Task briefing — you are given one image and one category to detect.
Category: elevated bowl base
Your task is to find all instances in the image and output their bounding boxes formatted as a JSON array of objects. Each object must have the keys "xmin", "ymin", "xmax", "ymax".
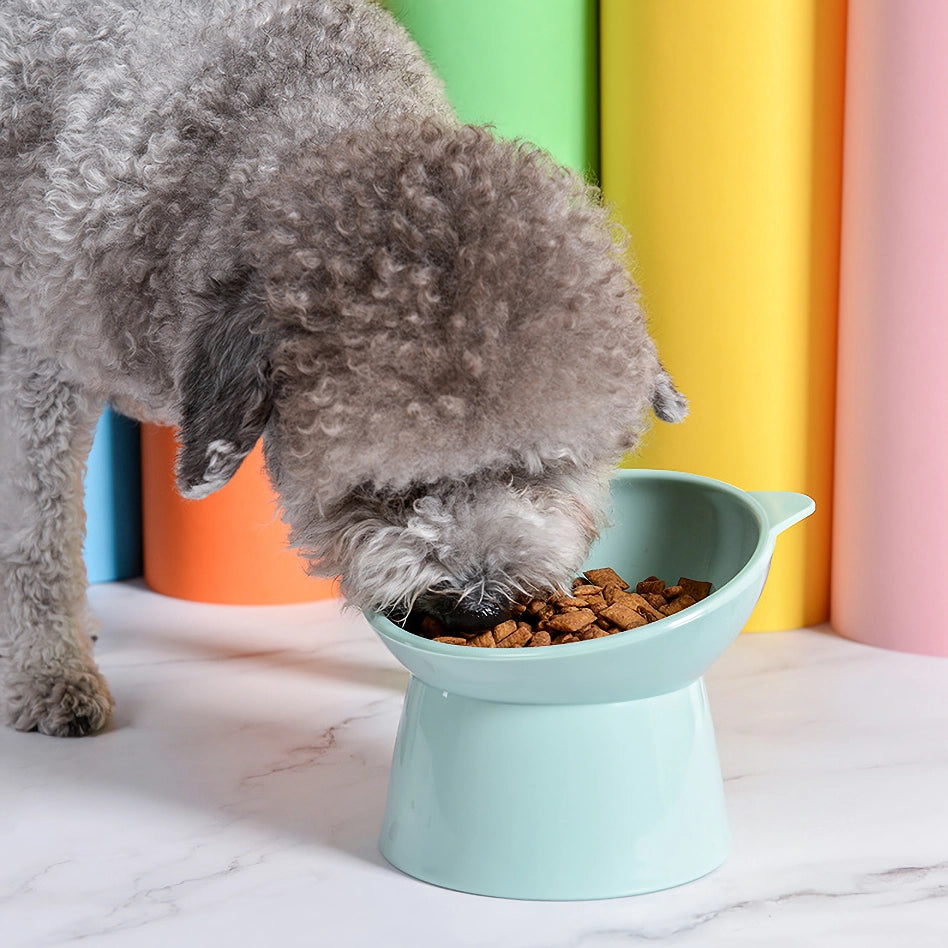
[{"xmin": 380, "ymin": 676, "xmax": 729, "ymax": 901}]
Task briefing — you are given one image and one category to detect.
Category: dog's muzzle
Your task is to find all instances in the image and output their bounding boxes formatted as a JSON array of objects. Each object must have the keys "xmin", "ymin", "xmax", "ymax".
[{"xmin": 418, "ymin": 589, "xmax": 511, "ymax": 634}]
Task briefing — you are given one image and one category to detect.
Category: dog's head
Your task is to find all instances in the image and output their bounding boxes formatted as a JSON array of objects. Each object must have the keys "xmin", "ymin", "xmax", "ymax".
[{"xmin": 174, "ymin": 118, "xmax": 686, "ymax": 627}]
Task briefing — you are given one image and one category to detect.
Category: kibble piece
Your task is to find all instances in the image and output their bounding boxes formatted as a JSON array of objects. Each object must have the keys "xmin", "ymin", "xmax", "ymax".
[
  {"xmin": 580, "ymin": 593, "xmax": 607, "ymax": 613},
  {"xmin": 643, "ymin": 592, "xmax": 668, "ymax": 611},
  {"xmin": 469, "ymin": 630, "xmax": 496, "ymax": 648},
  {"xmin": 584, "ymin": 567, "xmax": 629, "ymax": 590},
  {"xmin": 525, "ymin": 598, "xmax": 556, "ymax": 621},
  {"xmin": 599, "ymin": 602, "xmax": 649, "ymax": 630},
  {"xmin": 491, "ymin": 620, "xmax": 519, "ymax": 644},
  {"xmin": 571, "ymin": 584, "xmax": 603, "ymax": 597},
  {"xmin": 660, "ymin": 593, "xmax": 698, "ymax": 617},
  {"xmin": 433, "ymin": 636, "xmax": 468, "ymax": 646},
  {"xmin": 637, "ymin": 602, "xmax": 665, "ymax": 622},
  {"xmin": 604, "ymin": 589, "xmax": 641, "ymax": 608},
  {"xmin": 497, "ymin": 624, "xmax": 533, "ymax": 648},
  {"xmin": 679, "ymin": 577, "xmax": 713, "ymax": 601},
  {"xmin": 636, "ymin": 576, "xmax": 666, "ymax": 596},
  {"xmin": 529, "ymin": 629, "xmax": 552, "ymax": 647},
  {"xmin": 662, "ymin": 585, "xmax": 683, "ymax": 600},
  {"xmin": 602, "ymin": 584, "xmax": 628, "ymax": 605},
  {"xmin": 576, "ymin": 624, "xmax": 599, "ymax": 640},
  {"xmin": 546, "ymin": 608, "xmax": 597, "ymax": 633},
  {"xmin": 621, "ymin": 592, "xmax": 663, "ymax": 622},
  {"xmin": 554, "ymin": 595, "xmax": 588, "ymax": 609},
  {"xmin": 579, "ymin": 624, "xmax": 613, "ymax": 641},
  {"xmin": 551, "ymin": 633, "xmax": 578, "ymax": 645}
]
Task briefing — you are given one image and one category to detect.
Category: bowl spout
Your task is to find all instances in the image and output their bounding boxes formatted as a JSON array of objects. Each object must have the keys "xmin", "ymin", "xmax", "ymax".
[{"xmin": 748, "ymin": 491, "xmax": 815, "ymax": 538}]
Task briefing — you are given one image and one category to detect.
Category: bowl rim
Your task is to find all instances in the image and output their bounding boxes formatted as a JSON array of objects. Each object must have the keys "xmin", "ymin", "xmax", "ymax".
[{"xmin": 363, "ymin": 468, "xmax": 773, "ymax": 661}]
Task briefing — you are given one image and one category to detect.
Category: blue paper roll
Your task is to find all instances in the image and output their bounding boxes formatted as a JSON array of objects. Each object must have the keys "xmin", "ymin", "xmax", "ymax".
[{"xmin": 83, "ymin": 407, "xmax": 143, "ymax": 583}]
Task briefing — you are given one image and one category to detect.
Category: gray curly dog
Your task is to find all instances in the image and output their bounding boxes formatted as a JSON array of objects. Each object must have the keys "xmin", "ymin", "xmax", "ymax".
[{"xmin": 0, "ymin": 0, "xmax": 685, "ymax": 736}]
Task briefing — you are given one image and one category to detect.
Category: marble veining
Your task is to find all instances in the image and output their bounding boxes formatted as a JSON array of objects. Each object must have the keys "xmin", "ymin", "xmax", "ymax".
[{"xmin": 2, "ymin": 580, "xmax": 947, "ymax": 947}]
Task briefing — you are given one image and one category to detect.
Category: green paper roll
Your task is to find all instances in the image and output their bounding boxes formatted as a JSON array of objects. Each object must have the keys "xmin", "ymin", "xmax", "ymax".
[{"xmin": 383, "ymin": 0, "xmax": 599, "ymax": 177}]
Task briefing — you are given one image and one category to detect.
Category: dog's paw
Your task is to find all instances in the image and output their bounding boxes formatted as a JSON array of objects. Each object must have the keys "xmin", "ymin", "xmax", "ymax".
[{"xmin": 5, "ymin": 665, "xmax": 115, "ymax": 737}]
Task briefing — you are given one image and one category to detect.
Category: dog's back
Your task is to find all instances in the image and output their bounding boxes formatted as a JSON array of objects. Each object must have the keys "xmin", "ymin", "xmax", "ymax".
[
  {"xmin": 1, "ymin": 0, "xmax": 448, "ymax": 170},
  {"xmin": 2, "ymin": 1, "xmax": 285, "ymax": 190},
  {"xmin": 0, "ymin": 0, "xmax": 448, "ymax": 414}
]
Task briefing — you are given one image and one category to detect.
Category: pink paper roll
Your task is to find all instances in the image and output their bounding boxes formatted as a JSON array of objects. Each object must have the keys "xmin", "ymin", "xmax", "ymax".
[{"xmin": 832, "ymin": 0, "xmax": 948, "ymax": 655}]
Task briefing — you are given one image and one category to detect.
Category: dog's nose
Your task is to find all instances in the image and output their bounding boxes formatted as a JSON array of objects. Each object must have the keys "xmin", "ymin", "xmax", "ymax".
[{"xmin": 427, "ymin": 594, "xmax": 511, "ymax": 634}]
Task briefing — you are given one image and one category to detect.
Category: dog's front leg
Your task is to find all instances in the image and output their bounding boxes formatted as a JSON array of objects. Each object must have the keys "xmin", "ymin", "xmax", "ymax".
[{"xmin": 0, "ymin": 338, "xmax": 114, "ymax": 736}]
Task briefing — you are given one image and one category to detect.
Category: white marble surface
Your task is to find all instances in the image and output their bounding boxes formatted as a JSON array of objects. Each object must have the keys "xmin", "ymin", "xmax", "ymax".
[{"xmin": 2, "ymin": 581, "xmax": 947, "ymax": 947}]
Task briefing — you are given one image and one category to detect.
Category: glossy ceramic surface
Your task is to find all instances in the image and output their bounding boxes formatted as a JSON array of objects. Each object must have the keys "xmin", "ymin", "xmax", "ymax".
[
  {"xmin": 366, "ymin": 470, "xmax": 814, "ymax": 899},
  {"xmin": 367, "ymin": 471, "xmax": 815, "ymax": 705}
]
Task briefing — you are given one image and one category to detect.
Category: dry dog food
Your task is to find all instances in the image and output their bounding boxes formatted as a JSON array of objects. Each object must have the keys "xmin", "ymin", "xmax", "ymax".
[{"xmin": 414, "ymin": 568, "xmax": 712, "ymax": 647}]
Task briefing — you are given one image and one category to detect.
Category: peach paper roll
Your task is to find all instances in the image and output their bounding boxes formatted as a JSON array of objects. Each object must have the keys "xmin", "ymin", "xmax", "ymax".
[
  {"xmin": 384, "ymin": 0, "xmax": 599, "ymax": 176},
  {"xmin": 832, "ymin": 1, "xmax": 948, "ymax": 656},
  {"xmin": 141, "ymin": 424, "xmax": 336, "ymax": 605},
  {"xmin": 601, "ymin": 0, "xmax": 846, "ymax": 631}
]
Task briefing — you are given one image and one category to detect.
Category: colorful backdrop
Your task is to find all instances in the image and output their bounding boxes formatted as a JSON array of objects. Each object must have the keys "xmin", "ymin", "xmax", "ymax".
[{"xmin": 82, "ymin": 1, "xmax": 948, "ymax": 655}]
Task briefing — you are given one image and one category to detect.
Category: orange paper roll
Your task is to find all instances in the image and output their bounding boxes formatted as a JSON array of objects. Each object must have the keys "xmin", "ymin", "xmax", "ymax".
[
  {"xmin": 600, "ymin": 0, "xmax": 846, "ymax": 630},
  {"xmin": 141, "ymin": 424, "xmax": 336, "ymax": 605}
]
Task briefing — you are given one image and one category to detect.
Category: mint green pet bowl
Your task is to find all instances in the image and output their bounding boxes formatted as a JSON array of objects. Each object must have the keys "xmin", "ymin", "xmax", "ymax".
[{"xmin": 365, "ymin": 470, "xmax": 814, "ymax": 900}]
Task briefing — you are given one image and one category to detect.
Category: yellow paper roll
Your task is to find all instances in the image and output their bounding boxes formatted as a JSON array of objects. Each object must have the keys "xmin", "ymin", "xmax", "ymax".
[{"xmin": 601, "ymin": 1, "xmax": 845, "ymax": 630}]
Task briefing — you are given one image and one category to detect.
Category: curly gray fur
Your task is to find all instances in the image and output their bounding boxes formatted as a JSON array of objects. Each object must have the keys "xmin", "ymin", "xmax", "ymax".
[{"xmin": 0, "ymin": 0, "xmax": 685, "ymax": 735}]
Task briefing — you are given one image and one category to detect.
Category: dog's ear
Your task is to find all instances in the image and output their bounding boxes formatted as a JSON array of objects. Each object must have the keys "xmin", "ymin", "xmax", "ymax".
[
  {"xmin": 652, "ymin": 365, "xmax": 688, "ymax": 423},
  {"xmin": 175, "ymin": 272, "xmax": 275, "ymax": 499}
]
